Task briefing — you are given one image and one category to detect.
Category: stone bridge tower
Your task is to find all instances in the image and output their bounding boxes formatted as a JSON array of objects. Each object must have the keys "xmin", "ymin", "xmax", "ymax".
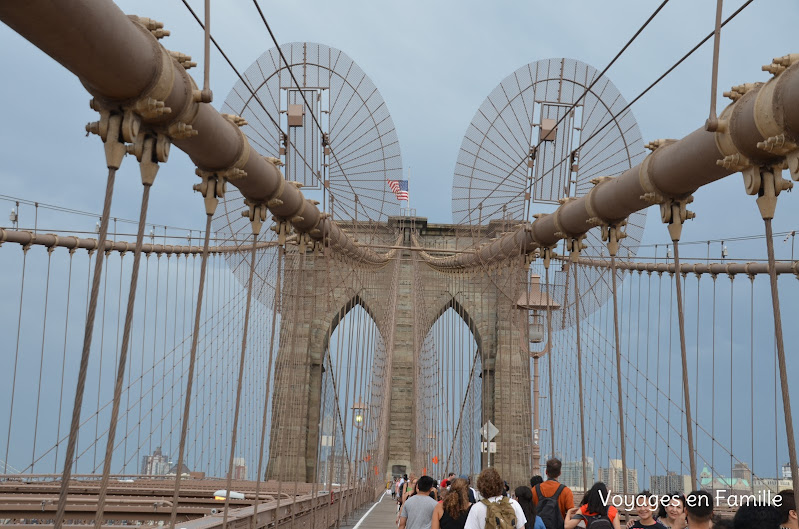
[{"xmin": 266, "ymin": 217, "xmax": 533, "ymax": 487}]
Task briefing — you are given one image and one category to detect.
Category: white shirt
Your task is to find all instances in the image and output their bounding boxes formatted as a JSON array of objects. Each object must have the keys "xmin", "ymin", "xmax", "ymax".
[{"xmin": 464, "ymin": 495, "xmax": 527, "ymax": 529}]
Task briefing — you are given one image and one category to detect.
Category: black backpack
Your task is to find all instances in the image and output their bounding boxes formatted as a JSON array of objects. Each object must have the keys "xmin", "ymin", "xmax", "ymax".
[
  {"xmin": 579, "ymin": 513, "xmax": 613, "ymax": 529},
  {"xmin": 535, "ymin": 483, "xmax": 565, "ymax": 529}
]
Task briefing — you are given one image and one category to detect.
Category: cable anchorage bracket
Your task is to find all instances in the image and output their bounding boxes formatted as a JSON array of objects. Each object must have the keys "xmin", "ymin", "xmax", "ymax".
[
  {"xmin": 660, "ymin": 195, "xmax": 695, "ymax": 242},
  {"xmin": 193, "ymin": 169, "xmax": 227, "ymax": 215}
]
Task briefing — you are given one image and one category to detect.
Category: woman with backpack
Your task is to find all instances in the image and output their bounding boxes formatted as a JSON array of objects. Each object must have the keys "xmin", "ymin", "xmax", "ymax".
[
  {"xmin": 564, "ymin": 482, "xmax": 621, "ymax": 529},
  {"xmin": 433, "ymin": 478, "xmax": 472, "ymax": 529},
  {"xmin": 464, "ymin": 467, "xmax": 527, "ymax": 529},
  {"xmin": 514, "ymin": 486, "xmax": 545, "ymax": 529}
]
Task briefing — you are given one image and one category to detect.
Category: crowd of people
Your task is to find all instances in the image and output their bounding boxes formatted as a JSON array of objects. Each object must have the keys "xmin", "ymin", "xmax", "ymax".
[{"xmin": 388, "ymin": 458, "xmax": 797, "ymax": 529}]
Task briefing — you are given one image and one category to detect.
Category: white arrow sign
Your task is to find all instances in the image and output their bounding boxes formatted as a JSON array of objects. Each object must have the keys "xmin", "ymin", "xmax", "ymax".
[{"xmin": 480, "ymin": 421, "xmax": 499, "ymax": 441}]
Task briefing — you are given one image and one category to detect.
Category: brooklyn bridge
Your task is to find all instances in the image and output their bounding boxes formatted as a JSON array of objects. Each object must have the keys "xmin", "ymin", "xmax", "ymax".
[{"xmin": 0, "ymin": 1, "xmax": 797, "ymax": 527}]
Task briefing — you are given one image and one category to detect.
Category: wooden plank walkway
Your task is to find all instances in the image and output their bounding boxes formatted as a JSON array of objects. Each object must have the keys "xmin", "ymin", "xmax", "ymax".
[{"xmin": 340, "ymin": 491, "xmax": 397, "ymax": 529}]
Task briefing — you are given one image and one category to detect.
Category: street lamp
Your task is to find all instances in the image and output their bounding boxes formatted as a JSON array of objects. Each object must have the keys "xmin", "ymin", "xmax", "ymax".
[
  {"xmin": 351, "ymin": 401, "xmax": 367, "ymax": 482},
  {"xmin": 517, "ymin": 274, "xmax": 560, "ymax": 472}
]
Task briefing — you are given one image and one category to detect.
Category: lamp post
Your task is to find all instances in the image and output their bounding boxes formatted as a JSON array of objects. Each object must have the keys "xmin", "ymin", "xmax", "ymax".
[
  {"xmin": 352, "ymin": 401, "xmax": 366, "ymax": 483},
  {"xmin": 517, "ymin": 274, "xmax": 560, "ymax": 473}
]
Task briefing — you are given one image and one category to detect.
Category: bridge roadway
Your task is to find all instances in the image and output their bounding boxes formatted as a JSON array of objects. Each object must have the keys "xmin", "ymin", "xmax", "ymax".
[{"xmin": 340, "ymin": 491, "xmax": 397, "ymax": 529}]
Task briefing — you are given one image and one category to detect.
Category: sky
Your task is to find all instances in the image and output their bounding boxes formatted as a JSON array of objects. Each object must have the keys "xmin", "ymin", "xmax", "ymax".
[
  {"xmin": 1, "ymin": 0, "xmax": 799, "ymax": 481},
  {"xmin": 1, "ymin": 0, "xmax": 798, "ymax": 249}
]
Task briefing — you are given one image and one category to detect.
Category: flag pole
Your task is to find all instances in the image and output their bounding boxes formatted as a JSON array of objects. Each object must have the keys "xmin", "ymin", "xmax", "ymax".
[{"xmin": 407, "ymin": 166, "xmax": 411, "ymax": 214}]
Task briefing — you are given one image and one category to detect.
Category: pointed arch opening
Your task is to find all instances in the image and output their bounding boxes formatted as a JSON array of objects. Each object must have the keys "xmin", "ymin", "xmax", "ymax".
[
  {"xmin": 417, "ymin": 298, "xmax": 483, "ymax": 477},
  {"xmin": 317, "ymin": 295, "xmax": 387, "ymax": 487}
]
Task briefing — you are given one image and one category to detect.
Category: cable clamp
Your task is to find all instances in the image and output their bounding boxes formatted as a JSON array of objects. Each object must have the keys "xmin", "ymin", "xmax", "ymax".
[
  {"xmin": 241, "ymin": 199, "xmax": 268, "ymax": 236},
  {"xmin": 193, "ymin": 169, "xmax": 227, "ymax": 215},
  {"xmin": 660, "ymin": 195, "xmax": 695, "ymax": 242}
]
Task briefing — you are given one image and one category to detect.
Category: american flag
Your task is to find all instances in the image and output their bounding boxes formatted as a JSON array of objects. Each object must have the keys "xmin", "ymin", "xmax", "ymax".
[{"xmin": 387, "ymin": 179, "xmax": 409, "ymax": 201}]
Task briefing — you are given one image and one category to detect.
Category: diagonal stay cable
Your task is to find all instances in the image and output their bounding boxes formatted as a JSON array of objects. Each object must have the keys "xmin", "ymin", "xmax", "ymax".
[
  {"xmin": 480, "ymin": 0, "xmax": 756, "ymax": 223},
  {"xmin": 249, "ymin": 0, "xmax": 371, "ymax": 221},
  {"xmin": 475, "ymin": 0, "xmax": 672, "ymax": 213}
]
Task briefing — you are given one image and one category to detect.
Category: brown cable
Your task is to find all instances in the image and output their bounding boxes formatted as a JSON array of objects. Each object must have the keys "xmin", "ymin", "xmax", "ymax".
[
  {"xmin": 251, "ymin": 245, "xmax": 283, "ymax": 529},
  {"xmin": 609, "ymin": 254, "xmax": 629, "ymax": 496},
  {"xmin": 764, "ymin": 219, "xmax": 799, "ymax": 501},
  {"xmin": 94, "ymin": 183, "xmax": 152, "ymax": 528},
  {"xmin": 222, "ymin": 233, "xmax": 258, "ymax": 529},
  {"xmin": 573, "ymin": 263, "xmax": 589, "ymax": 492},
  {"xmin": 168, "ymin": 213, "xmax": 214, "ymax": 528},
  {"xmin": 54, "ymin": 167, "xmax": 116, "ymax": 529},
  {"xmin": 671, "ymin": 241, "xmax": 698, "ymax": 488}
]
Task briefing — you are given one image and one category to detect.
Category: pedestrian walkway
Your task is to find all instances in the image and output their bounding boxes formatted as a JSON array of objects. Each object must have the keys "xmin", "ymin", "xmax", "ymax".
[{"xmin": 339, "ymin": 491, "xmax": 397, "ymax": 529}]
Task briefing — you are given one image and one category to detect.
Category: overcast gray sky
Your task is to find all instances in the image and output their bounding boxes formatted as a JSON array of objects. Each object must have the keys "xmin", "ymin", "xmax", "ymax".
[{"xmin": 1, "ymin": 0, "xmax": 797, "ymax": 241}]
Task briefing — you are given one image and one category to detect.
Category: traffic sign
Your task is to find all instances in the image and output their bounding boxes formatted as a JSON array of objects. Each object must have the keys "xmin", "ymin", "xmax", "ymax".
[
  {"xmin": 480, "ymin": 421, "xmax": 499, "ymax": 441},
  {"xmin": 480, "ymin": 442, "xmax": 497, "ymax": 453}
]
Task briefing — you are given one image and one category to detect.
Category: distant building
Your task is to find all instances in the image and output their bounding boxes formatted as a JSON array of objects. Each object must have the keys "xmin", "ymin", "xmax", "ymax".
[
  {"xmin": 233, "ymin": 457, "xmax": 247, "ymax": 480},
  {"xmin": 754, "ymin": 476, "xmax": 792, "ymax": 494},
  {"xmin": 599, "ymin": 459, "xmax": 638, "ymax": 494},
  {"xmin": 699, "ymin": 466, "xmax": 750, "ymax": 497},
  {"xmin": 732, "ymin": 463, "xmax": 752, "ymax": 484},
  {"xmin": 650, "ymin": 472, "xmax": 692, "ymax": 495},
  {"xmin": 168, "ymin": 462, "xmax": 191, "ymax": 475},
  {"xmin": 560, "ymin": 458, "xmax": 594, "ymax": 492},
  {"xmin": 141, "ymin": 447, "xmax": 170, "ymax": 476},
  {"xmin": 782, "ymin": 463, "xmax": 793, "ymax": 480}
]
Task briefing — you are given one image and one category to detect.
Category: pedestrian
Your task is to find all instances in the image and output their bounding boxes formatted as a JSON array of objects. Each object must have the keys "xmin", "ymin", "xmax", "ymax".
[
  {"xmin": 731, "ymin": 503, "xmax": 781, "ymax": 529},
  {"xmin": 776, "ymin": 489, "xmax": 797, "ymax": 529},
  {"xmin": 683, "ymin": 491, "xmax": 713, "ymax": 529},
  {"xmin": 515, "ymin": 486, "xmax": 545, "ymax": 529},
  {"xmin": 564, "ymin": 481, "xmax": 620, "ymax": 529},
  {"xmin": 627, "ymin": 491, "xmax": 665, "ymax": 528},
  {"xmin": 433, "ymin": 478, "xmax": 472, "ymax": 529},
  {"xmin": 532, "ymin": 458, "xmax": 575, "ymax": 528},
  {"xmin": 655, "ymin": 493, "xmax": 686, "ymax": 529},
  {"xmin": 463, "ymin": 467, "xmax": 527, "ymax": 529},
  {"xmin": 399, "ymin": 475, "xmax": 438, "ymax": 529}
]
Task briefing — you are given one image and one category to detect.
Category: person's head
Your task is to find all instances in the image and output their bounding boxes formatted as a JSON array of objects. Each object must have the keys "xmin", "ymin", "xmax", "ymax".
[
  {"xmin": 546, "ymin": 458, "xmax": 562, "ymax": 479},
  {"xmin": 459, "ymin": 473, "xmax": 471, "ymax": 485},
  {"xmin": 685, "ymin": 490, "xmax": 714, "ymax": 525},
  {"xmin": 581, "ymin": 482, "xmax": 609, "ymax": 516},
  {"xmin": 657, "ymin": 492, "xmax": 686, "ymax": 521},
  {"xmin": 635, "ymin": 490, "xmax": 656, "ymax": 522},
  {"xmin": 732, "ymin": 504, "xmax": 781, "ymax": 529},
  {"xmin": 777, "ymin": 490, "xmax": 798, "ymax": 529},
  {"xmin": 403, "ymin": 474, "xmax": 408, "ymax": 480},
  {"xmin": 443, "ymin": 478, "xmax": 470, "ymax": 519},
  {"xmin": 448, "ymin": 472, "xmax": 456, "ymax": 478},
  {"xmin": 515, "ymin": 485, "xmax": 537, "ymax": 523},
  {"xmin": 530, "ymin": 475, "xmax": 544, "ymax": 488},
  {"xmin": 476, "ymin": 467, "xmax": 505, "ymax": 498},
  {"xmin": 712, "ymin": 517, "xmax": 734, "ymax": 529},
  {"xmin": 417, "ymin": 475, "xmax": 435, "ymax": 493}
]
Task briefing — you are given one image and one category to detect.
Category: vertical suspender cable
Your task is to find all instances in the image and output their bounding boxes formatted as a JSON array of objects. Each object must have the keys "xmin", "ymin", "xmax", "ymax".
[
  {"xmin": 704, "ymin": 0, "xmax": 723, "ymax": 131},
  {"xmin": 573, "ymin": 263, "xmax": 588, "ymax": 492},
  {"xmin": 544, "ymin": 265, "xmax": 556, "ymax": 459},
  {"xmin": 95, "ymin": 180, "xmax": 154, "ymax": 528},
  {"xmin": 764, "ymin": 218, "xmax": 799, "ymax": 501},
  {"xmin": 55, "ymin": 250, "xmax": 76, "ymax": 473},
  {"xmin": 671, "ymin": 241, "xmax": 698, "ymax": 488},
  {"xmin": 169, "ymin": 212, "xmax": 214, "ymax": 528},
  {"xmin": 251, "ymin": 246, "xmax": 282, "ymax": 529},
  {"xmin": 222, "ymin": 233, "xmax": 258, "ymax": 529},
  {"xmin": 609, "ymin": 254, "xmax": 628, "ymax": 496},
  {"xmin": 55, "ymin": 167, "xmax": 117, "ymax": 529},
  {"xmin": 5, "ymin": 245, "xmax": 28, "ymax": 474},
  {"xmin": 32, "ymin": 247, "xmax": 54, "ymax": 470}
]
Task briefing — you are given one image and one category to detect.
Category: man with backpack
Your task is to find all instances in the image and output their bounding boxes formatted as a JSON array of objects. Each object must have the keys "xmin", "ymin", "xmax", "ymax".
[
  {"xmin": 531, "ymin": 459, "xmax": 575, "ymax": 529},
  {"xmin": 464, "ymin": 467, "xmax": 527, "ymax": 529}
]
